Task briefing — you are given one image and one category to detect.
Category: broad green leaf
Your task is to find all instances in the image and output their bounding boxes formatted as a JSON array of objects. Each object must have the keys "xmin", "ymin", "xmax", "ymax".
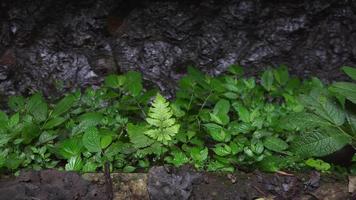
[
  {"xmin": 38, "ymin": 131, "xmax": 58, "ymax": 144},
  {"xmin": 261, "ymin": 69, "xmax": 274, "ymax": 91},
  {"xmin": 211, "ymin": 99, "xmax": 230, "ymax": 125},
  {"xmin": 58, "ymin": 138, "xmax": 83, "ymax": 159},
  {"xmin": 78, "ymin": 112, "xmax": 104, "ymax": 124},
  {"xmin": 65, "ymin": 156, "xmax": 83, "ymax": 171},
  {"xmin": 300, "ymin": 92, "xmax": 345, "ymax": 126},
  {"xmin": 8, "ymin": 96, "xmax": 25, "ymax": 112},
  {"xmin": 190, "ymin": 147, "xmax": 208, "ymax": 162},
  {"xmin": 52, "ymin": 94, "xmax": 76, "ymax": 118},
  {"xmin": 43, "ymin": 117, "xmax": 66, "ymax": 129},
  {"xmin": 342, "ymin": 66, "xmax": 356, "ymax": 80},
  {"xmin": 27, "ymin": 93, "xmax": 48, "ymax": 122},
  {"xmin": 8, "ymin": 113, "xmax": 19, "ymax": 128},
  {"xmin": 124, "ymin": 71, "xmax": 142, "ymax": 96},
  {"xmin": 213, "ymin": 144, "xmax": 231, "ymax": 156},
  {"xmin": 273, "ymin": 65, "xmax": 289, "ymax": 85},
  {"xmin": 209, "ymin": 113, "xmax": 230, "ymax": 126},
  {"xmin": 279, "ymin": 112, "xmax": 331, "ymax": 131},
  {"xmin": 263, "ymin": 136, "xmax": 288, "ymax": 153},
  {"xmin": 100, "ymin": 135, "xmax": 113, "ymax": 149},
  {"xmin": 22, "ymin": 123, "xmax": 41, "ymax": 144},
  {"xmin": 82, "ymin": 127, "xmax": 102, "ymax": 153},
  {"xmin": 291, "ymin": 127, "xmax": 351, "ymax": 157},
  {"xmin": 232, "ymin": 102, "xmax": 250, "ymax": 123},
  {"xmin": 213, "ymin": 99, "xmax": 230, "ymax": 114},
  {"xmin": 204, "ymin": 123, "xmax": 228, "ymax": 142},
  {"xmin": 127, "ymin": 123, "xmax": 154, "ymax": 148},
  {"xmin": 330, "ymin": 82, "xmax": 356, "ymax": 104},
  {"xmin": 104, "ymin": 74, "xmax": 126, "ymax": 88}
]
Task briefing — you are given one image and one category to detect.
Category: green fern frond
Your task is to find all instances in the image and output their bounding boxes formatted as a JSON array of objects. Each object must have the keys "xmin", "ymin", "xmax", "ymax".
[{"xmin": 145, "ymin": 93, "xmax": 180, "ymax": 145}]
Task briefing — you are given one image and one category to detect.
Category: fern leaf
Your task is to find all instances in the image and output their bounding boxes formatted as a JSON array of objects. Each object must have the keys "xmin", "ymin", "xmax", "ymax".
[{"xmin": 145, "ymin": 93, "xmax": 180, "ymax": 145}]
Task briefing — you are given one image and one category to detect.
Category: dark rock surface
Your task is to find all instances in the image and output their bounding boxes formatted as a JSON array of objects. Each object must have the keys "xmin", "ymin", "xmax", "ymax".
[
  {"xmin": 1, "ymin": 0, "xmax": 356, "ymax": 97},
  {"xmin": 147, "ymin": 166, "xmax": 202, "ymax": 200}
]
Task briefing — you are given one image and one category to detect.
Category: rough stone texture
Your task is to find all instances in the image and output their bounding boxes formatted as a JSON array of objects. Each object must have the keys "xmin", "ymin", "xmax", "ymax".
[
  {"xmin": 1, "ymin": 0, "xmax": 356, "ymax": 97},
  {"xmin": 147, "ymin": 166, "xmax": 202, "ymax": 200},
  {"xmin": 82, "ymin": 172, "xmax": 149, "ymax": 200},
  {"xmin": 0, "ymin": 169, "xmax": 353, "ymax": 200}
]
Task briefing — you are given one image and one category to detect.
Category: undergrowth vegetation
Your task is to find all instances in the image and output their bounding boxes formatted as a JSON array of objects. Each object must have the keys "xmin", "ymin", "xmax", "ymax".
[{"xmin": 0, "ymin": 65, "xmax": 355, "ymax": 174}]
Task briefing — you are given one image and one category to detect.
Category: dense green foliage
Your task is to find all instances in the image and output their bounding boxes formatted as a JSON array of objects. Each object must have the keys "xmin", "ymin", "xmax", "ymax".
[{"xmin": 0, "ymin": 65, "xmax": 355, "ymax": 174}]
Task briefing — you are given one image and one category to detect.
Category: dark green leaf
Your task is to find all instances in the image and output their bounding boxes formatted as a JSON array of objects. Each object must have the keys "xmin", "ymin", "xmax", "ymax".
[
  {"xmin": 82, "ymin": 127, "xmax": 102, "ymax": 153},
  {"xmin": 104, "ymin": 74, "xmax": 126, "ymax": 88},
  {"xmin": 52, "ymin": 94, "xmax": 76, "ymax": 118},
  {"xmin": 43, "ymin": 117, "xmax": 66, "ymax": 129},
  {"xmin": 263, "ymin": 136, "xmax": 288, "ymax": 153},
  {"xmin": 124, "ymin": 71, "xmax": 142, "ymax": 96},
  {"xmin": 261, "ymin": 69, "xmax": 274, "ymax": 91},
  {"xmin": 127, "ymin": 123, "xmax": 154, "ymax": 148},
  {"xmin": 342, "ymin": 66, "xmax": 356, "ymax": 80},
  {"xmin": 27, "ymin": 93, "xmax": 48, "ymax": 122},
  {"xmin": 291, "ymin": 127, "xmax": 351, "ymax": 157}
]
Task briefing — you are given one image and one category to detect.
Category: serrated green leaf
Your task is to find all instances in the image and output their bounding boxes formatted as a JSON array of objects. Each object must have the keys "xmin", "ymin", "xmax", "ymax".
[
  {"xmin": 27, "ymin": 93, "xmax": 48, "ymax": 122},
  {"xmin": 342, "ymin": 66, "xmax": 356, "ymax": 80},
  {"xmin": 82, "ymin": 127, "xmax": 102, "ymax": 153},
  {"xmin": 330, "ymin": 82, "xmax": 356, "ymax": 104},
  {"xmin": 145, "ymin": 93, "xmax": 179, "ymax": 145},
  {"xmin": 263, "ymin": 136, "xmax": 288, "ymax": 153},
  {"xmin": 301, "ymin": 92, "xmax": 345, "ymax": 126},
  {"xmin": 52, "ymin": 94, "xmax": 76, "ymax": 118},
  {"xmin": 279, "ymin": 112, "xmax": 331, "ymax": 131},
  {"xmin": 291, "ymin": 127, "xmax": 351, "ymax": 157},
  {"xmin": 127, "ymin": 123, "xmax": 154, "ymax": 148},
  {"xmin": 165, "ymin": 151, "xmax": 189, "ymax": 167}
]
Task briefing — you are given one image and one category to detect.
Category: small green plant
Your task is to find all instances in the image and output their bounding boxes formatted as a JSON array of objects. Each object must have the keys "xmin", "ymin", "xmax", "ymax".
[
  {"xmin": 0, "ymin": 66, "xmax": 354, "ymax": 174},
  {"xmin": 145, "ymin": 93, "xmax": 180, "ymax": 145}
]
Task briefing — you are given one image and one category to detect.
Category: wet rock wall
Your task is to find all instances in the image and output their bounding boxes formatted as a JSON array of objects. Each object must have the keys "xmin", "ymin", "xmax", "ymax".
[{"xmin": 1, "ymin": 0, "xmax": 356, "ymax": 97}]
